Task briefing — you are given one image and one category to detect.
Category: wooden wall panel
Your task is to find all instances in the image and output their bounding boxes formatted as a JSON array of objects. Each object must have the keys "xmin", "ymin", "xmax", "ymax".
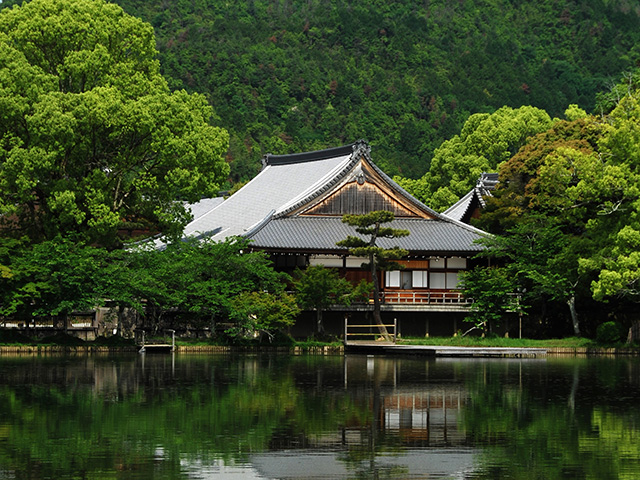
[{"xmin": 304, "ymin": 182, "xmax": 420, "ymax": 217}]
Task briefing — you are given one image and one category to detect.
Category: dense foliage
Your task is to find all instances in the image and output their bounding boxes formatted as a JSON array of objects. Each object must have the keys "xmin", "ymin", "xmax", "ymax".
[
  {"xmin": 293, "ymin": 265, "xmax": 356, "ymax": 335},
  {"xmin": 398, "ymin": 105, "xmax": 554, "ymax": 211},
  {"xmin": 2, "ymin": 0, "xmax": 635, "ymax": 181},
  {"xmin": 0, "ymin": 0, "xmax": 229, "ymax": 247},
  {"xmin": 1, "ymin": 0, "xmax": 640, "ymax": 338},
  {"xmin": 464, "ymin": 73, "xmax": 640, "ymax": 337}
]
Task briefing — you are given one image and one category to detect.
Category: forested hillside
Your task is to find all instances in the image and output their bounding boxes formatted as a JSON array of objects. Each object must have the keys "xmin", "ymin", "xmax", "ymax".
[{"xmin": 4, "ymin": 0, "xmax": 637, "ymax": 182}]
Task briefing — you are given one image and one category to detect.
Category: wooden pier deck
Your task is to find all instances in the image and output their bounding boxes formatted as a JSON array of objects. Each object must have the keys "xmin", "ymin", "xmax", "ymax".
[
  {"xmin": 345, "ymin": 341, "xmax": 546, "ymax": 358},
  {"xmin": 138, "ymin": 344, "xmax": 174, "ymax": 353}
]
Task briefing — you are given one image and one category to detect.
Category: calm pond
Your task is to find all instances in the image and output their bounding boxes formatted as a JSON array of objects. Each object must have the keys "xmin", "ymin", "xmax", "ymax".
[{"xmin": 0, "ymin": 352, "xmax": 639, "ymax": 479}]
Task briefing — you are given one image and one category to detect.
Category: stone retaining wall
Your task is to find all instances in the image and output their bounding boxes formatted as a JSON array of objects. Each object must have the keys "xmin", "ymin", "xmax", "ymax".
[
  {"xmin": 0, "ymin": 345, "xmax": 636, "ymax": 355},
  {"xmin": 0, "ymin": 345, "xmax": 345, "ymax": 355},
  {"xmin": 546, "ymin": 347, "xmax": 640, "ymax": 356}
]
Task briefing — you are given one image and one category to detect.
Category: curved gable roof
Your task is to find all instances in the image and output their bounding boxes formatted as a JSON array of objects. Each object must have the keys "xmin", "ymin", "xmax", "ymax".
[
  {"xmin": 181, "ymin": 143, "xmax": 358, "ymax": 242},
  {"xmin": 178, "ymin": 141, "xmax": 489, "ymax": 252}
]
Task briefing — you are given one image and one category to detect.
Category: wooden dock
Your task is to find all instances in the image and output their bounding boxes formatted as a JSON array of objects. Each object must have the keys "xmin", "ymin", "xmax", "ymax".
[
  {"xmin": 345, "ymin": 341, "xmax": 546, "ymax": 358},
  {"xmin": 138, "ymin": 344, "xmax": 174, "ymax": 353},
  {"xmin": 137, "ymin": 329, "xmax": 176, "ymax": 354}
]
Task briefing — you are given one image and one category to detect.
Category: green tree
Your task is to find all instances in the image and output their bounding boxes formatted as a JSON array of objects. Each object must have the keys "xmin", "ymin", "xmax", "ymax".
[
  {"xmin": 476, "ymin": 218, "xmax": 586, "ymax": 336},
  {"xmin": 1, "ymin": 237, "xmax": 108, "ymax": 329},
  {"xmin": 126, "ymin": 237, "xmax": 288, "ymax": 334},
  {"xmin": 479, "ymin": 115, "xmax": 603, "ymax": 234},
  {"xmin": 336, "ymin": 211, "xmax": 408, "ymax": 340},
  {"xmin": 580, "ymin": 90, "xmax": 640, "ymax": 304},
  {"xmin": 460, "ymin": 266, "xmax": 517, "ymax": 336},
  {"xmin": 397, "ymin": 106, "xmax": 553, "ymax": 211},
  {"xmin": 293, "ymin": 265, "xmax": 366, "ymax": 336},
  {"xmin": 228, "ymin": 291, "xmax": 300, "ymax": 341},
  {"xmin": 0, "ymin": 0, "xmax": 229, "ymax": 247}
]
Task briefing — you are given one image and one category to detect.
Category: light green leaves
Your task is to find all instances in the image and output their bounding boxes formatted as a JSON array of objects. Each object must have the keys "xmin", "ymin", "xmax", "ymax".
[
  {"xmin": 0, "ymin": 0, "xmax": 229, "ymax": 247},
  {"xmin": 401, "ymin": 106, "xmax": 553, "ymax": 211}
]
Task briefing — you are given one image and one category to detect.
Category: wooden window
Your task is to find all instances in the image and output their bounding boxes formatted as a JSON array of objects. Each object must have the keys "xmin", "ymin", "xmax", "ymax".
[
  {"xmin": 447, "ymin": 257, "xmax": 467, "ymax": 269},
  {"xmin": 429, "ymin": 272, "xmax": 446, "ymax": 289},
  {"xmin": 446, "ymin": 272, "xmax": 460, "ymax": 289},
  {"xmin": 412, "ymin": 270, "xmax": 428, "ymax": 288},
  {"xmin": 386, "ymin": 271, "xmax": 400, "ymax": 288}
]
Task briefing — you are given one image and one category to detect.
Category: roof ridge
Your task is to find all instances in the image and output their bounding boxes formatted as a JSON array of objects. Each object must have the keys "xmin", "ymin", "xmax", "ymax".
[
  {"xmin": 263, "ymin": 140, "xmax": 366, "ymax": 167},
  {"xmin": 243, "ymin": 210, "xmax": 276, "ymax": 238}
]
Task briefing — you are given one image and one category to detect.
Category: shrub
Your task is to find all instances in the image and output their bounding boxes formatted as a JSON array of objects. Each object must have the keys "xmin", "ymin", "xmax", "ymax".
[{"xmin": 596, "ymin": 321, "xmax": 624, "ymax": 344}]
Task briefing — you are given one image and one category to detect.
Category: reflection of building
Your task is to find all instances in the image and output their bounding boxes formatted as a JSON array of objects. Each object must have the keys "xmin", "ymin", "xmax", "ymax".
[
  {"xmin": 383, "ymin": 388, "xmax": 466, "ymax": 446},
  {"xmin": 342, "ymin": 355, "xmax": 469, "ymax": 448},
  {"xmin": 248, "ymin": 356, "xmax": 475, "ymax": 479}
]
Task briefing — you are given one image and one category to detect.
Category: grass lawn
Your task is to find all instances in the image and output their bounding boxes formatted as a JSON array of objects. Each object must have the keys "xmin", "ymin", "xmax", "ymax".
[
  {"xmin": 1, "ymin": 330, "xmax": 637, "ymax": 350},
  {"xmin": 395, "ymin": 336, "xmax": 637, "ymax": 349}
]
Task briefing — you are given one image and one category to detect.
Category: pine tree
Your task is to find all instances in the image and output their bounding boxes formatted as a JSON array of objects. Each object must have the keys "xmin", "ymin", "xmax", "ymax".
[{"xmin": 337, "ymin": 211, "xmax": 409, "ymax": 341}]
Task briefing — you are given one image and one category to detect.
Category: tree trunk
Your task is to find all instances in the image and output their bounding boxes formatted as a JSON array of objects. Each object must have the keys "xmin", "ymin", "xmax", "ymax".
[
  {"xmin": 371, "ymin": 257, "xmax": 390, "ymax": 341},
  {"xmin": 567, "ymin": 295, "xmax": 580, "ymax": 337},
  {"xmin": 117, "ymin": 305, "xmax": 125, "ymax": 336},
  {"xmin": 316, "ymin": 308, "xmax": 324, "ymax": 335}
]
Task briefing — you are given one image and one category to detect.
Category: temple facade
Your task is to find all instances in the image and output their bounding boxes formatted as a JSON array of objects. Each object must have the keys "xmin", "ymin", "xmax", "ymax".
[{"xmin": 184, "ymin": 141, "xmax": 490, "ymax": 337}]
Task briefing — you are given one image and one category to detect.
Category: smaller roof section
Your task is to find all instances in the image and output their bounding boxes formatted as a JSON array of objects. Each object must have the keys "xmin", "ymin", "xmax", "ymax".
[{"xmin": 444, "ymin": 173, "xmax": 498, "ymax": 223}]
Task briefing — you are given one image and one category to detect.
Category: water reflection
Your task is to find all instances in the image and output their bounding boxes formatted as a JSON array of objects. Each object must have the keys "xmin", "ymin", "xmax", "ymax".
[{"xmin": 0, "ymin": 353, "xmax": 638, "ymax": 479}]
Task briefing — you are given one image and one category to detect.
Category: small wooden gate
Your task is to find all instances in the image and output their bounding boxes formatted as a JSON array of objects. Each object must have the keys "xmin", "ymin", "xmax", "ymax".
[{"xmin": 344, "ymin": 316, "xmax": 397, "ymax": 344}]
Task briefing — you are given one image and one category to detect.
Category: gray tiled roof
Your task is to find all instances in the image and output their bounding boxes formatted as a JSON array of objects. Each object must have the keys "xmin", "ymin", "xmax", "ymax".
[
  {"xmin": 186, "ymin": 197, "xmax": 224, "ymax": 221},
  {"xmin": 181, "ymin": 149, "xmax": 354, "ymax": 241},
  {"xmin": 177, "ymin": 141, "xmax": 489, "ymax": 254},
  {"xmin": 249, "ymin": 217, "xmax": 486, "ymax": 253},
  {"xmin": 443, "ymin": 188, "xmax": 477, "ymax": 222},
  {"xmin": 443, "ymin": 172, "xmax": 499, "ymax": 222}
]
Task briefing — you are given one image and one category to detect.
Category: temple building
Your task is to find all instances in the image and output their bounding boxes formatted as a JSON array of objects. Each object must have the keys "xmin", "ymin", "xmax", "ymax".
[
  {"xmin": 443, "ymin": 172, "xmax": 498, "ymax": 224},
  {"xmin": 184, "ymin": 141, "xmax": 490, "ymax": 337}
]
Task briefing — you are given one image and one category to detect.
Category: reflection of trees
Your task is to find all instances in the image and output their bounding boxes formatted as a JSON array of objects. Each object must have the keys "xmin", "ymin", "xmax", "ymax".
[
  {"xmin": 2, "ymin": 355, "xmax": 637, "ymax": 479},
  {"xmin": 459, "ymin": 359, "xmax": 640, "ymax": 479},
  {"xmin": 337, "ymin": 356, "xmax": 470, "ymax": 479},
  {"xmin": 0, "ymin": 354, "xmax": 366, "ymax": 477}
]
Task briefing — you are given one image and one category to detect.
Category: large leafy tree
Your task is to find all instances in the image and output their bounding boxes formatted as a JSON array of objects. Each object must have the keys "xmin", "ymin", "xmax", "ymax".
[
  {"xmin": 124, "ymin": 237, "xmax": 288, "ymax": 334},
  {"xmin": 473, "ymin": 91, "xmax": 640, "ymax": 335},
  {"xmin": 0, "ymin": 237, "xmax": 109, "ymax": 328},
  {"xmin": 0, "ymin": 0, "xmax": 229, "ymax": 247},
  {"xmin": 469, "ymin": 218, "xmax": 587, "ymax": 336},
  {"xmin": 337, "ymin": 211, "xmax": 408, "ymax": 341},
  {"xmin": 460, "ymin": 266, "xmax": 517, "ymax": 336},
  {"xmin": 580, "ymin": 88, "xmax": 640, "ymax": 304},
  {"xmin": 479, "ymin": 113, "xmax": 602, "ymax": 233},
  {"xmin": 293, "ymin": 265, "xmax": 366, "ymax": 336},
  {"xmin": 398, "ymin": 106, "xmax": 553, "ymax": 211},
  {"xmin": 229, "ymin": 291, "xmax": 300, "ymax": 341}
]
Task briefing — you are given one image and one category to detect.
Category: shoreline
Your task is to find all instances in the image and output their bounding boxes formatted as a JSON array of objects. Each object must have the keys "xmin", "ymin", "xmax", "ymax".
[{"xmin": 0, "ymin": 345, "xmax": 639, "ymax": 356}]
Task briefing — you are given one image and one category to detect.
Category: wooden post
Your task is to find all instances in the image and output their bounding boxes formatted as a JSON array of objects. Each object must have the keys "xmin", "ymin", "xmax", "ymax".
[
  {"xmin": 394, "ymin": 317, "xmax": 397, "ymax": 343},
  {"xmin": 139, "ymin": 330, "xmax": 146, "ymax": 354},
  {"xmin": 169, "ymin": 329, "xmax": 175, "ymax": 352},
  {"xmin": 344, "ymin": 314, "xmax": 348, "ymax": 345}
]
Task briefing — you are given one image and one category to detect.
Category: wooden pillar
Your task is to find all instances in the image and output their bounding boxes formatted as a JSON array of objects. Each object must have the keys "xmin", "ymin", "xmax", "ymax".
[{"xmin": 425, "ymin": 317, "xmax": 430, "ymax": 338}]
